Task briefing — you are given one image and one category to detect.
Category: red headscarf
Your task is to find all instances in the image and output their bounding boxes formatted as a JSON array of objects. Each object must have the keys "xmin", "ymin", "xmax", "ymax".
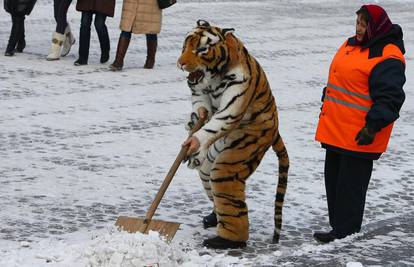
[{"xmin": 361, "ymin": 5, "xmax": 393, "ymax": 40}]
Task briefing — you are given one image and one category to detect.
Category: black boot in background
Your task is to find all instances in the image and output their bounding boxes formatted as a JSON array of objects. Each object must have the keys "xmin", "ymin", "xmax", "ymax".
[
  {"xmin": 16, "ymin": 16, "xmax": 26, "ymax": 53},
  {"xmin": 95, "ymin": 13, "xmax": 110, "ymax": 64},
  {"xmin": 5, "ymin": 16, "xmax": 21, "ymax": 56},
  {"xmin": 75, "ymin": 12, "xmax": 91, "ymax": 66}
]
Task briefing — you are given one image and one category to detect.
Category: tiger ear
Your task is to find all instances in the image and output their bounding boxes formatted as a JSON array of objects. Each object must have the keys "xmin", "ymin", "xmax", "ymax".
[
  {"xmin": 197, "ymin": 20, "xmax": 210, "ymax": 28},
  {"xmin": 222, "ymin": 28, "xmax": 235, "ymax": 37}
]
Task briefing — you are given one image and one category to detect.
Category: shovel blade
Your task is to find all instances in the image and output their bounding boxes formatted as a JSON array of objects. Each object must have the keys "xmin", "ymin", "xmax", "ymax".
[{"xmin": 115, "ymin": 216, "xmax": 180, "ymax": 242}]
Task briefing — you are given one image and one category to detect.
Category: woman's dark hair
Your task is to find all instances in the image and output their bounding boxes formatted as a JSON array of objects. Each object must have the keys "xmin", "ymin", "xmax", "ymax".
[{"xmin": 356, "ymin": 7, "xmax": 370, "ymax": 24}]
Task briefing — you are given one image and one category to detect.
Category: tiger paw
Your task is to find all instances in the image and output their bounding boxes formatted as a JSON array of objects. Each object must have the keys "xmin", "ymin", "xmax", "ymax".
[
  {"xmin": 187, "ymin": 148, "xmax": 207, "ymax": 169},
  {"xmin": 185, "ymin": 112, "xmax": 199, "ymax": 131}
]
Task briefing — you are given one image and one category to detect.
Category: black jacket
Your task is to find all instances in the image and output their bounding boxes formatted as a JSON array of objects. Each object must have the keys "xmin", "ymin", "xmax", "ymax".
[
  {"xmin": 4, "ymin": 0, "xmax": 37, "ymax": 16},
  {"xmin": 323, "ymin": 25, "xmax": 406, "ymax": 160}
]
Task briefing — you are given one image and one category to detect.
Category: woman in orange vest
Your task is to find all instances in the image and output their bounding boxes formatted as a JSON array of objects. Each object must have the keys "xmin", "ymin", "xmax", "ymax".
[{"xmin": 314, "ymin": 4, "xmax": 406, "ymax": 243}]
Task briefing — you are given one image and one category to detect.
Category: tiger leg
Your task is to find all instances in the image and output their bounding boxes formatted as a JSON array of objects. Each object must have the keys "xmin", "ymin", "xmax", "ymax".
[
  {"xmin": 210, "ymin": 133, "xmax": 269, "ymax": 242},
  {"xmin": 197, "ymin": 138, "xmax": 226, "ymax": 228},
  {"xmin": 198, "ymin": 155, "xmax": 214, "ymax": 203},
  {"xmin": 197, "ymin": 137, "xmax": 226, "ymax": 201},
  {"xmin": 271, "ymin": 132, "xmax": 289, "ymax": 243}
]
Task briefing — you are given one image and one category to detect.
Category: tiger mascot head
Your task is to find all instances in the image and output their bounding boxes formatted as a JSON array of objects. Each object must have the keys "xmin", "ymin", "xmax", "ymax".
[{"xmin": 177, "ymin": 20, "xmax": 243, "ymax": 88}]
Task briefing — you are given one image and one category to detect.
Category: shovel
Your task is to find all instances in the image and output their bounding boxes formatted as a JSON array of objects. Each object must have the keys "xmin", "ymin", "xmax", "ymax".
[{"xmin": 115, "ymin": 116, "xmax": 206, "ymax": 241}]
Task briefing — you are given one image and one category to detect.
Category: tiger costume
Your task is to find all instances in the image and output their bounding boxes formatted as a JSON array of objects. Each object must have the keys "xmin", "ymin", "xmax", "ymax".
[{"xmin": 177, "ymin": 20, "xmax": 289, "ymax": 249}]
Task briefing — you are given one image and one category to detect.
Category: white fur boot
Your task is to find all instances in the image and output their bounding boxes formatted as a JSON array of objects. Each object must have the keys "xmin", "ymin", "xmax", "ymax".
[
  {"xmin": 61, "ymin": 24, "xmax": 75, "ymax": 57},
  {"xmin": 46, "ymin": 32, "xmax": 65, "ymax": 61}
]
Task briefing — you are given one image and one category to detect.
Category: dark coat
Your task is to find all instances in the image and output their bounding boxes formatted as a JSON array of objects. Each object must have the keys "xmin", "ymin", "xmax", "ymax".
[
  {"xmin": 76, "ymin": 0, "xmax": 116, "ymax": 17},
  {"xmin": 4, "ymin": 0, "xmax": 37, "ymax": 16}
]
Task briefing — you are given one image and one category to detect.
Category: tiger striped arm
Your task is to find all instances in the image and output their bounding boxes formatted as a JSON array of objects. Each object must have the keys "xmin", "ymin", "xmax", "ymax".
[{"xmin": 193, "ymin": 80, "xmax": 252, "ymax": 155}]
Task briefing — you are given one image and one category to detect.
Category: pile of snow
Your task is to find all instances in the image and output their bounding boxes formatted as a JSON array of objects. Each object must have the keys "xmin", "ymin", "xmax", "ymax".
[
  {"xmin": 76, "ymin": 230, "xmax": 190, "ymax": 266},
  {"xmin": 1, "ymin": 228, "xmax": 247, "ymax": 267},
  {"xmin": 346, "ymin": 262, "xmax": 364, "ymax": 267}
]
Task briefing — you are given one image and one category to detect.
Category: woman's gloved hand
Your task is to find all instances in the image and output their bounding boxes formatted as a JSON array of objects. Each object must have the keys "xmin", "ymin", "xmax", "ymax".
[{"xmin": 355, "ymin": 126, "xmax": 376, "ymax": 145}]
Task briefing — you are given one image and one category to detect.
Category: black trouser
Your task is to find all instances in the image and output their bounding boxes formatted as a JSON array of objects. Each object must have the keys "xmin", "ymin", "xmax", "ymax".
[
  {"xmin": 54, "ymin": 0, "xmax": 72, "ymax": 34},
  {"xmin": 324, "ymin": 149, "xmax": 373, "ymax": 238},
  {"xmin": 6, "ymin": 15, "xmax": 25, "ymax": 52},
  {"xmin": 78, "ymin": 11, "xmax": 109, "ymax": 61}
]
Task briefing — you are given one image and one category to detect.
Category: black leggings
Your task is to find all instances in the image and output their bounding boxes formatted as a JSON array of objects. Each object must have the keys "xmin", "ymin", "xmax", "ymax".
[
  {"xmin": 78, "ymin": 11, "xmax": 109, "ymax": 59},
  {"xmin": 6, "ymin": 15, "xmax": 25, "ymax": 51},
  {"xmin": 54, "ymin": 0, "xmax": 72, "ymax": 34}
]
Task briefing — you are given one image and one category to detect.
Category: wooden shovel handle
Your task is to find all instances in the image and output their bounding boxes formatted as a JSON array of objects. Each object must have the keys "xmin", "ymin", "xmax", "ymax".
[{"xmin": 140, "ymin": 116, "xmax": 207, "ymax": 232}]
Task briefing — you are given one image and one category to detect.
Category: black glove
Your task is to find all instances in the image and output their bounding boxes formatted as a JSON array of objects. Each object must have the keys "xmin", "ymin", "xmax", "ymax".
[{"xmin": 355, "ymin": 126, "xmax": 376, "ymax": 145}]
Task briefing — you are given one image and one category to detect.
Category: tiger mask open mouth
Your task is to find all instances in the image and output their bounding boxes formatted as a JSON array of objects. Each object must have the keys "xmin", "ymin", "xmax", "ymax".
[{"xmin": 187, "ymin": 70, "xmax": 205, "ymax": 85}]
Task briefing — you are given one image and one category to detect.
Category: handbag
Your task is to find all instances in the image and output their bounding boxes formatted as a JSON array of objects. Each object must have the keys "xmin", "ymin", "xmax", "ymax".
[{"xmin": 157, "ymin": 0, "xmax": 177, "ymax": 9}]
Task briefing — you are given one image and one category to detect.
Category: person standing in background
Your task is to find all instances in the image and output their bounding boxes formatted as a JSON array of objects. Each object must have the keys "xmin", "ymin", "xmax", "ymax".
[
  {"xmin": 314, "ymin": 4, "xmax": 406, "ymax": 243},
  {"xmin": 4, "ymin": 0, "xmax": 37, "ymax": 56},
  {"xmin": 47, "ymin": 0, "xmax": 76, "ymax": 60},
  {"xmin": 110, "ymin": 0, "xmax": 161, "ymax": 71},
  {"xmin": 74, "ymin": 0, "xmax": 115, "ymax": 65}
]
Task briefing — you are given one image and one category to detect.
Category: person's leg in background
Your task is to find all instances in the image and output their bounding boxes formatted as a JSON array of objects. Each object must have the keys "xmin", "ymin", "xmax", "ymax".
[
  {"xmin": 60, "ymin": 0, "xmax": 75, "ymax": 57},
  {"xmin": 109, "ymin": 31, "xmax": 131, "ymax": 71},
  {"xmin": 144, "ymin": 34, "xmax": 157, "ymax": 69},
  {"xmin": 94, "ymin": 12, "xmax": 110, "ymax": 64},
  {"xmin": 47, "ymin": 0, "xmax": 74, "ymax": 60},
  {"xmin": 5, "ymin": 15, "xmax": 24, "ymax": 56},
  {"xmin": 16, "ymin": 15, "xmax": 26, "ymax": 53},
  {"xmin": 74, "ymin": 11, "xmax": 92, "ymax": 65}
]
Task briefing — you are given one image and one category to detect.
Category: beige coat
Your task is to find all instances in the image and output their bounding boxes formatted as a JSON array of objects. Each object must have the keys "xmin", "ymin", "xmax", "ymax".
[{"xmin": 120, "ymin": 0, "xmax": 162, "ymax": 34}]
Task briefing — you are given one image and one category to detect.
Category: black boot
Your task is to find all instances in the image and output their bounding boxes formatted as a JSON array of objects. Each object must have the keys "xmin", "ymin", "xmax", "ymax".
[
  {"xmin": 76, "ymin": 14, "xmax": 91, "ymax": 66},
  {"xmin": 313, "ymin": 230, "xmax": 336, "ymax": 244},
  {"xmin": 95, "ymin": 15, "xmax": 110, "ymax": 64},
  {"xmin": 16, "ymin": 39, "xmax": 25, "ymax": 53},
  {"xmin": 5, "ymin": 16, "xmax": 21, "ymax": 56},
  {"xmin": 4, "ymin": 48, "xmax": 15, "ymax": 57},
  {"xmin": 100, "ymin": 50, "xmax": 109, "ymax": 64},
  {"xmin": 202, "ymin": 236, "xmax": 246, "ymax": 249},
  {"xmin": 203, "ymin": 211, "xmax": 218, "ymax": 229},
  {"xmin": 74, "ymin": 58, "xmax": 88, "ymax": 66},
  {"xmin": 16, "ymin": 17, "xmax": 26, "ymax": 53}
]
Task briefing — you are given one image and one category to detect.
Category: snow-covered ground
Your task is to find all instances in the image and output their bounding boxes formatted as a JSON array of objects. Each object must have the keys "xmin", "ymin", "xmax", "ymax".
[{"xmin": 0, "ymin": 0, "xmax": 413, "ymax": 266}]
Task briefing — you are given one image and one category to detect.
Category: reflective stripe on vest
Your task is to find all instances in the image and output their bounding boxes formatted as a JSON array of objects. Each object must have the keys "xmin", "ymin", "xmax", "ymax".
[
  {"xmin": 328, "ymin": 83, "xmax": 371, "ymax": 101},
  {"xmin": 315, "ymin": 42, "xmax": 405, "ymax": 153},
  {"xmin": 324, "ymin": 95, "xmax": 370, "ymax": 111}
]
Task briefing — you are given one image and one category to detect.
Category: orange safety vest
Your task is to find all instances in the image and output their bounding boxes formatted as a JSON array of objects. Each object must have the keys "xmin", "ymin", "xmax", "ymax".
[{"xmin": 315, "ymin": 41, "xmax": 405, "ymax": 153}]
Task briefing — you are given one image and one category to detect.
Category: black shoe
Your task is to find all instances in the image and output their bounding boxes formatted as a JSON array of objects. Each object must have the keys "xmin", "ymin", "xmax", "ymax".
[
  {"xmin": 74, "ymin": 58, "xmax": 87, "ymax": 66},
  {"xmin": 203, "ymin": 211, "xmax": 218, "ymax": 229},
  {"xmin": 100, "ymin": 51, "xmax": 110, "ymax": 64},
  {"xmin": 16, "ymin": 39, "xmax": 25, "ymax": 53},
  {"xmin": 4, "ymin": 49, "xmax": 15, "ymax": 56},
  {"xmin": 313, "ymin": 230, "xmax": 336, "ymax": 244},
  {"xmin": 202, "ymin": 236, "xmax": 246, "ymax": 249}
]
